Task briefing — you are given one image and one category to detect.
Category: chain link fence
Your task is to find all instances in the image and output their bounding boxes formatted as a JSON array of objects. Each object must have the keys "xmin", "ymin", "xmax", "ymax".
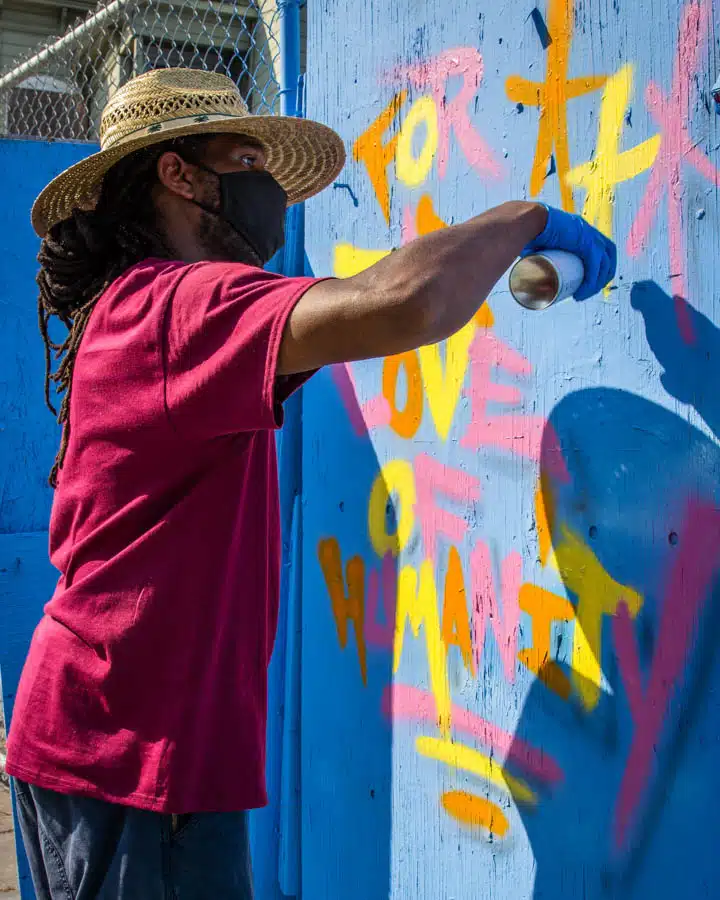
[{"xmin": 0, "ymin": 0, "xmax": 283, "ymax": 143}]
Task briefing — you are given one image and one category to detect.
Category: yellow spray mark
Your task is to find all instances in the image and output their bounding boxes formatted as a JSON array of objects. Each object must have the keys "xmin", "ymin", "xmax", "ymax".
[
  {"xmin": 534, "ymin": 475, "xmax": 557, "ymax": 569},
  {"xmin": 566, "ymin": 64, "xmax": 660, "ymax": 284},
  {"xmin": 334, "ymin": 244, "xmax": 391, "ymax": 278},
  {"xmin": 505, "ymin": 0, "xmax": 606, "ymax": 211},
  {"xmin": 418, "ymin": 318, "xmax": 477, "ymax": 441},
  {"xmin": 395, "ymin": 562, "xmax": 451, "ymax": 737},
  {"xmin": 555, "ymin": 525, "xmax": 643, "ymax": 709},
  {"xmin": 368, "ymin": 460, "xmax": 416, "ymax": 558},
  {"xmin": 318, "ymin": 538, "xmax": 368, "ymax": 685},
  {"xmin": 417, "ymin": 737, "xmax": 536, "ymax": 805},
  {"xmin": 396, "ymin": 96, "xmax": 439, "ymax": 187},
  {"xmin": 401, "ymin": 191, "xmax": 486, "ymax": 441}
]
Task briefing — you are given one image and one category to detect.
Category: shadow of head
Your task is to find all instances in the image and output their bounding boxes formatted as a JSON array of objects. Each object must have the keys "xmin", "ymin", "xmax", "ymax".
[
  {"xmin": 509, "ymin": 381, "xmax": 720, "ymax": 898},
  {"xmin": 631, "ymin": 280, "xmax": 720, "ymax": 429}
]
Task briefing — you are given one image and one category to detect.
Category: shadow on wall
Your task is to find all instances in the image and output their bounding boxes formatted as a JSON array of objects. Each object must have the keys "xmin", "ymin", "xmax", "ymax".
[
  {"xmin": 508, "ymin": 282, "xmax": 720, "ymax": 898},
  {"xmin": 299, "ymin": 362, "xmax": 395, "ymax": 900}
]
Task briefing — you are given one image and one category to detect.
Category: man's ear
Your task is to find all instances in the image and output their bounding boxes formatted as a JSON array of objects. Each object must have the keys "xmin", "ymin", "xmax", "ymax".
[{"xmin": 156, "ymin": 151, "xmax": 201, "ymax": 201}]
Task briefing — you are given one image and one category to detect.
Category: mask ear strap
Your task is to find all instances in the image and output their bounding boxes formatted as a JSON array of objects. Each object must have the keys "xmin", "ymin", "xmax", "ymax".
[
  {"xmin": 186, "ymin": 163, "xmax": 267, "ymax": 266},
  {"xmin": 192, "ymin": 160, "xmax": 219, "ymax": 179},
  {"xmin": 189, "ymin": 197, "xmax": 220, "ymax": 217}
]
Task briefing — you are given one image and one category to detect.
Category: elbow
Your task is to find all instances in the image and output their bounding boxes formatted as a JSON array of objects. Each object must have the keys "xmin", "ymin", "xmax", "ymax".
[
  {"xmin": 380, "ymin": 284, "xmax": 468, "ymax": 352},
  {"xmin": 399, "ymin": 283, "xmax": 471, "ymax": 348},
  {"xmin": 399, "ymin": 286, "xmax": 438, "ymax": 345},
  {"xmin": 357, "ymin": 267, "xmax": 472, "ymax": 355},
  {"xmin": 381, "ymin": 279, "xmax": 446, "ymax": 351}
]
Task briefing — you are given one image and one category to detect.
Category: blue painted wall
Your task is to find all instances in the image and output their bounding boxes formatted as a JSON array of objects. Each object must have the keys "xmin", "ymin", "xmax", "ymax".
[
  {"xmin": 0, "ymin": 139, "xmax": 97, "ymax": 899},
  {"xmin": 303, "ymin": 1, "xmax": 720, "ymax": 897},
  {"xmin": 0, "ymin": 138, "xmax": 301, "ymax": 899}
]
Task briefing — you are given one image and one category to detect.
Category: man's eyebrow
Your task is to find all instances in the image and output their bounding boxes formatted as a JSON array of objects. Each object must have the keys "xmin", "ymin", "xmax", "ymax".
[{"xmin": 232, "ymin": 137, "xmax": 266, "ymax": 151}]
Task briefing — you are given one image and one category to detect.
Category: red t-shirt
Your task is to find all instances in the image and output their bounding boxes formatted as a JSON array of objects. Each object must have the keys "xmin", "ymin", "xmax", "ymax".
[{"xmin": 6, "ymin": 258, "xmax": 319, "ymax": 813}]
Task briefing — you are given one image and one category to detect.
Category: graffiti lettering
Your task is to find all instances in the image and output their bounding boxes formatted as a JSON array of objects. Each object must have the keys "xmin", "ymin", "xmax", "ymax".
[
  {"xmin": 441, "ymin": 545, "xmax": 475, "ymax": 675},
  {"xmin": 414, "ymin": 454, "xmax": 481, "ymax": 560},
  {"xmin": 394, "ymin": 560, "xmax": 451, "ymax": 736},
  {"xmin": 462, "ymin": 331, "xmax": 561, "ymax": 472},
  {"xmin": 352, "ymin": 91, "xmax": 406, "ymax": 223},
  {"xmin": 471, "ymin": 540, "xmax": 522, "ymax": 682},
  {"xmin": 392, "ymin": 48, "xmax": 503, "ymax": 181},
  {"xmin": 627, "ymin": 0, "xmax": 720, "ymax": 342},
  {"xmin": 567, "ymin": 65, "xmax": 660, "ymax": 249},
  {"xmin": 518, "ymin": 583, "xmax": 575, "ymax": 699},
  {"xmin": 396, "ymin": 96, "xmax": 439, "ymax": 187},
  {"xmin": 382, "ymin": 350, "xmax": 423, "ymax": 439},
  {"xmin": 555, "ymin": 525, "xmax": 643, "ymax": 709},
  {"xmin": 505, "ymin": 0, "xmax": 606, "ymax": 211},
  {"xmin": 612, "ymin": 501, "xmax": 720, "ymax": 848},
  {"xmin": 318, "ymin": 537, "xmax": 368, "ymax": 685},
  {"xmin": 368, "ymin": 459, "xmax": 416, "ymax": 557}
]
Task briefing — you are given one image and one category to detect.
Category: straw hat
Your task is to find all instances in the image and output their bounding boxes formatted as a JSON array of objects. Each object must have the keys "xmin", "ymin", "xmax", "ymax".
[{"xmin": 31, "ymin": 67, "xmax": 346, "ymax": 237}]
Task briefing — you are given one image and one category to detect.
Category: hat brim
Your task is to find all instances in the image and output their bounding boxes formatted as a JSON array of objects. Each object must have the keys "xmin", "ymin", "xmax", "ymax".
[{"xmin": 31, "ymin": 113, "xmax": 346, "ymax": 237}]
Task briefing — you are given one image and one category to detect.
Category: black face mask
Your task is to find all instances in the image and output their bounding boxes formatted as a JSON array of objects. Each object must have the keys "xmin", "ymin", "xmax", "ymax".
[{"xmin": 192, "ymin": 166, "xmax": 288, "ymax": 265}]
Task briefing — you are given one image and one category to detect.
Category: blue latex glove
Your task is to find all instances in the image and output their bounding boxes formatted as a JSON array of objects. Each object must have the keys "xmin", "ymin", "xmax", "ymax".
[{"xmin": 522, "ymin": 204, "xmax": 617, "ymax": 301}]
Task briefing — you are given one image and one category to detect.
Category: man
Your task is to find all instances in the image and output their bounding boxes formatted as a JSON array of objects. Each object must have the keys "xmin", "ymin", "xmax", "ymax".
[{"xmin": 6, "ymin": 66, "xmax": 615, "ymax": 899}]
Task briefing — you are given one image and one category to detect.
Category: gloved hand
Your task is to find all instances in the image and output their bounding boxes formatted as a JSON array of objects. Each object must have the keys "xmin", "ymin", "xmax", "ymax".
[{"xmin": 523, "ymin": 204, "xmax": 617, "ymax": 301}]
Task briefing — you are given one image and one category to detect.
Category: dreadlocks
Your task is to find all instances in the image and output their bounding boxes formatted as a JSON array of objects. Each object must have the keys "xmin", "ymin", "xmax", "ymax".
[{"xmin": 37, "ymin": 135, "xmax": 212, "ymax": 487}]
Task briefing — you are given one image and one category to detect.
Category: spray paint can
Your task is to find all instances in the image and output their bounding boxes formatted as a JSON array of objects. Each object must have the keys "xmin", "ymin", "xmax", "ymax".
[{"xmin": 509, "ymin": 250, "xmax": 585, "ymax": 310}]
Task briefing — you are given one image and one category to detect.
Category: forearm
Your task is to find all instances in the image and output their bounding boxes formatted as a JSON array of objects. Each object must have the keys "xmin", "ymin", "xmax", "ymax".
[
  {"xmin": 350, "ymin": 200, "xmax": 548, "ymax": 345},
  {"xmin": 278, "ymin": 201, "xmax": 553, "ymax": 375}
]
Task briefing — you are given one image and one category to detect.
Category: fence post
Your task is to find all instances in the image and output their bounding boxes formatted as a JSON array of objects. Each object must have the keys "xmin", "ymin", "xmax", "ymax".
[{"xmin": 276, "ymin": 1, "xmax": 304, "ymax": 895}]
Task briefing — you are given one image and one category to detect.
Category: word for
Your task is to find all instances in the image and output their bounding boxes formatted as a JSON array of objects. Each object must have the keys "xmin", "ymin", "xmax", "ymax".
[{"xmin": 353, "ymin": 48, "xmax": 502, "ymax": 223}]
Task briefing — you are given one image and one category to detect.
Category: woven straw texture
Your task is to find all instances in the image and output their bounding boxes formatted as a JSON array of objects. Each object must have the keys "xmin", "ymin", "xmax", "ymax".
[{"xmin": 32, "ymin": 69, "xmax": 346, "ymax": 236}]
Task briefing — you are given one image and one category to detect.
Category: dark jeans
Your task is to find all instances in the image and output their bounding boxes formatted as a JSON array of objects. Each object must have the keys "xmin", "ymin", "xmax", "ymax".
[{"xmin": 13, "ymin": 779, "xmax": 254, "ymax": 900}]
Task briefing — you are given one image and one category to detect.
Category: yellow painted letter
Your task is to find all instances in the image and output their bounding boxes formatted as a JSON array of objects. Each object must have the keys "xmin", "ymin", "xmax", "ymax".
[
  {"xmin": 368, "ymin": 460, "xmax": 416, "ymax": 558},
  {"xmin": 395, "ymin": 560, "xmax": 451, "ymax": 736},
  {"xmin": 396, "ymin": 96, "xmax": 439, "ymax": 187},
  {"xmin": 556, "ymin": 526, "xmax": 643, "ymax": 709}
]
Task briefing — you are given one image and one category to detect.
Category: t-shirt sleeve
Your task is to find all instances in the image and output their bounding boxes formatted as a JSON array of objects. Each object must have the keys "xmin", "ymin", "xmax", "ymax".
[{"xmin": 163, "ymin": 261, "xmax": 322, "ymax": 438}]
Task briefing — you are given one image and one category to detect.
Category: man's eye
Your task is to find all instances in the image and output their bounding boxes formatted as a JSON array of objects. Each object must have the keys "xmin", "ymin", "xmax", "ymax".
[{"xmin": 241, "ymin": 154, "xmax": 263, "ymax": 168}]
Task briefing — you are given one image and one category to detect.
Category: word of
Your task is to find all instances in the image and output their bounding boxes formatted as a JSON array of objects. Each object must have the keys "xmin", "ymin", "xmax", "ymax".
[{"xmin": 367, "ymin": 454, "xmax": 482, "ymax": 561}]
